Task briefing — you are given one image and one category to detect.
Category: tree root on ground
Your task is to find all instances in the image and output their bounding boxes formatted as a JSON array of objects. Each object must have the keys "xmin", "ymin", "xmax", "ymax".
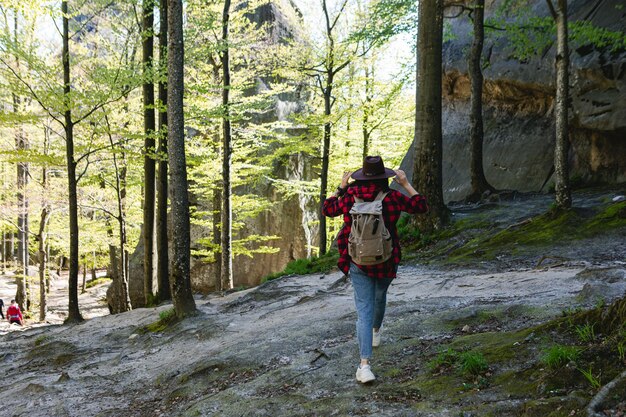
[{"xmin": 586, "ymin": 368, "xmax": 626, "ymax": 417}]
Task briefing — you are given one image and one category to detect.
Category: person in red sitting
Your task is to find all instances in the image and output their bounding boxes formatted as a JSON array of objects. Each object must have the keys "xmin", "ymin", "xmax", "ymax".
[
  {"xmin": 7, "ymin": 299, "xmax": 24, "ymax": 326},
  {"xmin": 323, "ymin": 155, "xmax": 428, "ymax": 384}
]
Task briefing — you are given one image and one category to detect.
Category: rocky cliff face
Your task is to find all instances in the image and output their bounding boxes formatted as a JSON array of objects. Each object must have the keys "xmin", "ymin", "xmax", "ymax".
[
  {"xmin": 401, "ymin": 0, "xmax": 626, "ymax": 202},
  {"xmin": 188, "ymin": 152, "xmax": 318, "ymax": 293}
]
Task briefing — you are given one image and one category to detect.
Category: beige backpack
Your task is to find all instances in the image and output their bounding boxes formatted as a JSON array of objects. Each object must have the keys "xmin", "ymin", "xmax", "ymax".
[{"xmin": 348, "ymin": 191, "xmax": 393, "ymax": 265}]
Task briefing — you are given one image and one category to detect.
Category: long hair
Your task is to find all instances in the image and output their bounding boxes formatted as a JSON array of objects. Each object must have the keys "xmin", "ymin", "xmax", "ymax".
[{"xmin": 352, "ymin": 178, "xmax": 390, "ymax": 190}]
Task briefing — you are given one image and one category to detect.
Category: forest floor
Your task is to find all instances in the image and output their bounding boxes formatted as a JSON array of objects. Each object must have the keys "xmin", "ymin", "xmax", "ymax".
[{"xmin": 0, "ymin": 186, "xmax": 625, "ymax": 417}]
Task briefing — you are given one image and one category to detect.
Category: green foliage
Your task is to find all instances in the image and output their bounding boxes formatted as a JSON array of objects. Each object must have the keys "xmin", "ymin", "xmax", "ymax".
[
  {"xmin": 85, "ymin": 277, "xmax": 112, "ymax": 289},
  {"xmin": 159, "ymin": 308, "xmax": 176, "ymax": 322},
  {"xmin": 261, "ymin": 250, "xmax": 339, "ymax": 283},
  {"xmin": 541, "ymin": 345, "xmax": 580, "ymax": 369},
  {"xmin": 486, "ymin": 6, "xmax": 626, "ymax": 61},
  {"xmin": 33, "ymin": 335, "xmax": 51, "ymax": 347},
  {"xmin": 617, "ymin": 339, "xmax": 625, "ymax": 362},
  {"xmin": 428, "ymin": 347, "xmax": 489, "ymax": 377},
  {"xmin": 349, "ymin": 0, "xmax": 417, "ymax": 45},
  {"xmin": 459, "ymin": 351, "xmax": 489, "ymax": 376},
  {"xmin": 140, "ymin": 308, "xmax": 179, "ymax": 334},
  {"xmin": 574, "ymin": 323, "xmax": 596, "ymax": 343},
  {"xmin": 577, "ymin": 366, "xmax": 601, "ymax": 389},
  {"xmin": 446, "ymin": 202, "xmax": 626, "ymax": 262},
  {"xmin": 428, "ymin": 347, "xmax": 459, "ymax": 372}
]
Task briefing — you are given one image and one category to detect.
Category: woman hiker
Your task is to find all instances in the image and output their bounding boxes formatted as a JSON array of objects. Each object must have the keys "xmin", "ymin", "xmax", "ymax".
[{"xmin": 323, "ymin": 155, "xmax": 428, "ymax": 383}]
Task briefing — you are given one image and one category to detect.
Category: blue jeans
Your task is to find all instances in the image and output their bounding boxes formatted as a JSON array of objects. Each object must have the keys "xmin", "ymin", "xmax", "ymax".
[{"xmin": 350, "ymin": 263, "xmax": 393, "ymax": 360}]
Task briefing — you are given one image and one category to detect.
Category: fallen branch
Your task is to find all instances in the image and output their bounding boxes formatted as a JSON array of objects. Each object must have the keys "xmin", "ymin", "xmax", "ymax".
[{"xmin": 586, "ymin": 368, "xmax": 626, "ymax": 417}]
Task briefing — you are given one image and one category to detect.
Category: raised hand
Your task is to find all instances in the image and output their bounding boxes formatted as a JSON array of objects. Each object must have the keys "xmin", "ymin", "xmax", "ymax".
[
  {"xmin": 393, "ymin": 169, "xmax": 408, "ymax": 186},
  {"xmin": 341, "ymin": 171, "xmax": 353, "ymax": 188}
]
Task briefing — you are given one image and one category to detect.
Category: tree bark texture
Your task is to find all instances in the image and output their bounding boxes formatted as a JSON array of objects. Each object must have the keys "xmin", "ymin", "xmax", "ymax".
[
  {"xmin": 362, "ymin": 64, "xmax": 372, "ymax": 160},
  {"xmin": 109, "ymin": 126, "xmax": 132, "ymax": 313},
  {"xmin": 319, "ymin": 77, "xmax": 332, "ymax": 256},
  {"xmin": 81, "ymin": 254, "xmax": 87, "ymax": 293},
  {"xmin": 412, "ymin": 0, "xmax": 447, "ymax": 234},
  {"xmin": 553, "ymin": 0, "xmax": 572, "ymax": 209},
  {"xmin": 468, "ymin": 0, "xmax": 494, "ymax": 201},
  {"xmin": 1, "ymin": 162, "xmax": 6, "ymax": 274},
  {"xmin": 156, "ymin": 0, "xmax": 170, "ymax": 302},
  {"xmin": 220, "ymin": 0, "xmax": 234, "ymax": 291},
  {"xmin": 62, "ymin": 0, "xmax": 83, "ymax": 323},
  {"xmin": 168, "ymin": 0, "xmax": 196, "ymax": 316},
  {"xmin": 143, "ymin": 0, "xmax": 157, "ymax": 306},
  {"xmin": 38, "ymin": 207, "xmax": 51, "ymax": 321},
  {"xmin": 13, "ymin": 10, "xmax": 29, "ymax": 311}
]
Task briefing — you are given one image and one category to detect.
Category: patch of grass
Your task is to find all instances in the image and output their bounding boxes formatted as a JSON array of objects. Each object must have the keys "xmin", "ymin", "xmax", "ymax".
[
  {"xmin": 541, "ymin": 345, "xmax": 580, "ymax": 369},
  {"xmin": 85, "ymin": 277, "xmax": 112, "ymax": 289},
  {"xmin": 261, "ymin": 250, "xmax": 339, "ymax": 283},
  {"xmin": 585, "ymin": 200, "xmax": 626, "ymax": 231},
  {"xmin": 574, "ymin": 323, "xmax": 596, "ymax": 343},
  {"xmin": 459, "ymin": 351, "xmax": 489, "ymax": 376},
  {"xmin": 428, "ymin": 347, "xmax": 459, "ymax": 372},
  {"xmin": 578, "ymin": 366, "xmax": 601, "ymax": 389},
  {"xmin": 383, "ymin": 367, "xmax": 403, "ymax": 378},
  {"xmin": 140, "ymin": 308, "xmax": 179, "ymax": 333},
  {"xmin": 33, "ymin": 335, "xmax": 51, "ymax": 347}
]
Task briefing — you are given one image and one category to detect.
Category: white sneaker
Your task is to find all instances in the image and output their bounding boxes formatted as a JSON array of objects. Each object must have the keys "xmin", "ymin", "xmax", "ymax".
[
  {"xmin": 356, "ymin": 364, "xmax": 376, "ymax": 383},
  {"xmin": 372, "ymin": 327, "xmax": 382, "ymax": 347}
]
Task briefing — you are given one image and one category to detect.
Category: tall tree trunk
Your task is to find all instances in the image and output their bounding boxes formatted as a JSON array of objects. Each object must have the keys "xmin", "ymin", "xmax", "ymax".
[
  {"xmin": 1, "ymin": 161, "xmax": 6, "ymax": 275},
  {"xmin": 118, "ymin": 161, "xmax": 131, "ymax": 311},
  {"xmin": 38, "ymin": 206, "xmax": 51, "ymax": 321},
  {"xmin": 412, "ymin": 0, "xmax": 447, "ymax": 234},
  {"xmin": 91, "ymin": 251, "xmax": 96, "ymax": 280},
  {"xmin": 213, "ymin": 183, "xmax": 222, "ymax": 291},
  {"xmin": 9, "ymin": 233, "xmax": 14, "ymax": 267},
  {"xmin": 156, "ymin": 0, "xmax": 170, "ymax": 302},
  {"xmin": 168, "ymin": 0, "xmax": 196, "ymax": 317},
  {"xmin": 220, "ymin": 0, "xmax": 233, "ymax": 290},
  {"xmin": 468, "ymin": 0, "xmax": 494, "ymax": 202},
  {"xmin": 552, "ymin": 0, "xmax": 571, "ymax": 209},
  {"xmin": 39, "ymin": 126, "xmax": 51, "ymax": 321},
  {"xmin": 319, "ymin": 75, "xmax": 332, "ymax": 256},
  {"xmin": 13, "ymin": 10, "xmax": 29, "ymax": 312},
  {"xmin": 81, "ymin": 253, "xmax": 87, "ymax": 293},
  {"xmin": 362, "ymin": 64, "xmax": 373, "ymax": 160},
  {"xmin": 143, "ymin": 0, "xmax": 157, "ymax": 306},
  {"xmin": 317, "ymin": 0, "xmax": 347, "ymax": 256},
  {"xmin": 62, "ymin": 0, "xmax": 83, "ymax": 323},
  {"xmin": 106, "ymin": 218, "xmax": 119, "ymax": 282},
  {"xmin": 107, "ymin": 123, "xmax": 132, "ymax": 313}
]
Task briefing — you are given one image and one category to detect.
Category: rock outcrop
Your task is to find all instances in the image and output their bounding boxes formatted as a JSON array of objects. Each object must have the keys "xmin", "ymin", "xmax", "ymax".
[{"xmin": 401, "ymin": 0, "xmax": 626, "ymax": 202}]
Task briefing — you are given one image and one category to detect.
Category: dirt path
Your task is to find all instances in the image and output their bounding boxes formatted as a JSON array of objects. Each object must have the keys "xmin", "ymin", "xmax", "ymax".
[
  {"xmin": 0, "ymin": 271, "xmax": 109, "ymax": 336},
  {"xmin": 0, "ymin": 260, "xmax": 623, "ymax": 416}
]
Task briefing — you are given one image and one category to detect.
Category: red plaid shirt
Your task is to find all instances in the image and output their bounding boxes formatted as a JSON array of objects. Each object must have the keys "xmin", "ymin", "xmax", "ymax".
[{"xmin": 323, "ymin": 184, "xmax": 428, "ymax": 279}]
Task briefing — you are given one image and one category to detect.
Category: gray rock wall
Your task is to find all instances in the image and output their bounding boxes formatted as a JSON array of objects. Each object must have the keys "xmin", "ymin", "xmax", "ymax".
[{"xmin": 401, "ymin": 0, "xmax": 626, "ymax": 202}]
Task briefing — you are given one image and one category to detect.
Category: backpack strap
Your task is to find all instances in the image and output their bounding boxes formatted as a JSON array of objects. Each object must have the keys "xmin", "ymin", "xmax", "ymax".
[{"xmin": 374, "ymin": 191, "xmax": 389, "ymax": 201}]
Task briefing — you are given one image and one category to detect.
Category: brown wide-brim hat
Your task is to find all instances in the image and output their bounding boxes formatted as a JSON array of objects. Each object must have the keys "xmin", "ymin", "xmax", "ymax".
[{"xmin": 351, "ymin": 156, "xmax": 396, "ymax": 180}]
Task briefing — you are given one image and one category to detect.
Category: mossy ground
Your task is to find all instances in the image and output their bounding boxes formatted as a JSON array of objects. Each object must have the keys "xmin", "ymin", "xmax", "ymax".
[
  {"xmin": 261, "ymin": 250, "xmax": 339, "ymax": 282},
  {"xmin": 401, "ymin": 195, "xmax": 626, "ymax": 266}
]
